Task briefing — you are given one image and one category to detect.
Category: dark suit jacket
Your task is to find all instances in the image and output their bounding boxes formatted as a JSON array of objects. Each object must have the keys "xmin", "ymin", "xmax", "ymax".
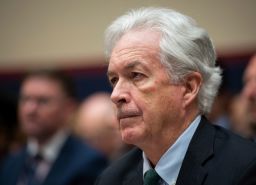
[
  {"xmin": 95, "ymin": 117, "xmax": 256, "ymax": 185},
  {"xmin": 0, "ymin": 135, "xmax": 108, "ymax": 185}
]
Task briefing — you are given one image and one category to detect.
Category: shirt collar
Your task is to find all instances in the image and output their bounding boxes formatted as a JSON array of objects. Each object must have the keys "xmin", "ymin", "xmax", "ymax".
[
  {"xmin": 143, "ymin": 115, "xmax": 201, "ymax": 185},
  {"xmin": 27, "ymin": 129, "xmax": 69, "ymax": 162}
]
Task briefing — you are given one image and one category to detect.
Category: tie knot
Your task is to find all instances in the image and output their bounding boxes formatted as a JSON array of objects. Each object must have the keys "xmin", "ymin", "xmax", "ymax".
[
  {"xmin": 34, "ymin": 153, "xmax": 43, "ymax": 162},
  {"xmin": 144, "ymin": 169, "xmax": 161, "ymax": 185}
]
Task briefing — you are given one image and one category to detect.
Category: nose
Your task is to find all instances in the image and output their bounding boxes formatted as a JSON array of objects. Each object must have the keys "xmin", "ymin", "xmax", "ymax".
[{"xmin": 110, "ymin": 80, "xmax": 130, "ymax": 107}]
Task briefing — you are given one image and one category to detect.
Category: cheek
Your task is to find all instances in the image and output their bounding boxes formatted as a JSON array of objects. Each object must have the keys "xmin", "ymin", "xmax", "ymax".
[
  {"xmin": 40, "ymin": 107, "xmax": 63, "ymax": 124},
  {"xmin": 136, "ymin": 87, "xmax": 167, "ymax": 124},
  {"xmin": 146, "ymin": 87, "xmax": 182, "ymax": 120},
  {"xmin": 40, "ymin": 108, "xmax": 54, "ymax": 117},
  {"xmin": 46, "ymin": 105, "xmax": 62, "ymax": 114},
  {"xmin": 134, "ymin": 78, "xmax": 180, "ymax": 118},
  {"xmin": 139, "ymin": 82, "xmax": 158, "ymax": 104},
  {"xmin": 141, "ymin": 80, "xmax": 172, "ymax": 107},
  {"xmin": 143, "ymin": 84, "xmax": 157, "ymax": 93}
]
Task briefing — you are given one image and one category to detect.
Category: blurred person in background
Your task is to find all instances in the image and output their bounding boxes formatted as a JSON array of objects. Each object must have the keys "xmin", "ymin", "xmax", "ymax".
[
  {"xmin": 95, "ymin": 7, "xmax": 256, "ymax": 185},
  {"xmin": 0, "ymin": 69, "xmax": 108, "ymax": 185},
  {"xmin": 242, "ymin": 54, "xmax": 256, "ymax": 141},
  {"xmin": 228, "ymin": 94, "xmax": 252, "ymax": 138},
  {"xmin": 75, "ymin": 92, "xmax": 130, "ymax": 161}
]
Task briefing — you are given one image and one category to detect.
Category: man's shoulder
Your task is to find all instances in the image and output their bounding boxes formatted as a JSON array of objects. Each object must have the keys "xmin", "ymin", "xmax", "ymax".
[
  {"xmin": 1, "ymin": 146, "xmax": 26, "ymax": 165},
  {"xmin": 213, "ymin": 123, "xmax": 256, "ymax": 160},
  {"xmin": 202, "ymin": 116, "xmax": 254, "ymax": 147},
  {"xmin": 49, "ymin": 135, "xmax": 108, "ymax": 184},
  {"xmin": 203, "ymin": 121, "xmax": 256, "ymax": 184},
  {"xmin": 103, "ymin": 147, "xmax": 142, "ymax": 174},
  {"xmin": 196, "ymin": 117, "xmax": 256, "ymax": 171},
  {"xmin": 0, "ymin": 147, "xmax": 27, "ymax": 180},
  {"xmin": 64, "ymin": 135, "xmax": 102, "ymax": 155},
  {"xmin": 61, "ymin": 134, "xmax": 108, "ymax": 165},
  {"xmin": 95, "ymin": 147, "xmax": 143, "ymax": 185}
]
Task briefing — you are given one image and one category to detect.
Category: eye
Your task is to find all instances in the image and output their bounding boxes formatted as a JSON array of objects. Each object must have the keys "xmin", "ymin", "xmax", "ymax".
[
  {"xmin": 131, "ymin": 72, "xmax": 145, "ymax": 81},
  {"xmin": 109, "ymin": 76, "xmax": 118, "ymax": 87},
  {"xmin": 37, "ymin": 97, "xmax": 51, "ymax": 105}
]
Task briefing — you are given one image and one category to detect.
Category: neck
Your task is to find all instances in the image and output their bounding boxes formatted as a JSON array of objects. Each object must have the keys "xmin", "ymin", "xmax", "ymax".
[
  {"xmin": 35, "ymin": 136, "xmax": 52, "ymax": 149},
  {"xmin": 142, "ymin": 127, "xmax": 186, "ymax": 166},
  {"xmin": 34, "ymin": 130, "xmax": 59, "ymax": 148},
  {"xmin": 141, "ymin": 111, "xmax": 199, "ymax": 166}
]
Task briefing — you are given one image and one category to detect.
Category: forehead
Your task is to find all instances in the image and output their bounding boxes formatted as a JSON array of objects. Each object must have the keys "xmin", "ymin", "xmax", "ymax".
[
  {"xmin": 108, "ymin": 29, "xmax": 161, "ymax": 72},
  {"xmin": 21, "ymin": 77, "xmax": 63, "ymax": 95}
]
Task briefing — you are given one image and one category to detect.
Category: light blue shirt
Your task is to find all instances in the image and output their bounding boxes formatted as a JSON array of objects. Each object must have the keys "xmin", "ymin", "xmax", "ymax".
[{"xmin": 143, "ymin": 115, "xmax": 201, "ymax": 185}]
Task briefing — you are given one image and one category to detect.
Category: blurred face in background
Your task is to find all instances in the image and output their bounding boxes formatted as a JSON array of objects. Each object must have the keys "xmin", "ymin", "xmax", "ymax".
[
  {"xmin": 19, "ymin": 77, "xmax": 72, "ymax": 142},
  {"xmin": 75, "ymin": 94, "xmax": 123, "ymax": 159},
  {"xmin": 242, "ymin": 55, "xmax": 256, "ymax": 121}
]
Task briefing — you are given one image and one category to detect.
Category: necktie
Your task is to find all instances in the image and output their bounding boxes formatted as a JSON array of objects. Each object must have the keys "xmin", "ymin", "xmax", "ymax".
[
  {"xmin": 144, "ymin": 169, "xmax": 161, "ymax": 185},
  {"xmin": 21, "ymin": 154, "xmax": 43, "ymax": 185}
]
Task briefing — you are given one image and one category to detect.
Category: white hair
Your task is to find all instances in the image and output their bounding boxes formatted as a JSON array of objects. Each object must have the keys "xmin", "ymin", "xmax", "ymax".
[{"xmin": 105, "ymin": 7, "xmax": 222, "ymax": 114}]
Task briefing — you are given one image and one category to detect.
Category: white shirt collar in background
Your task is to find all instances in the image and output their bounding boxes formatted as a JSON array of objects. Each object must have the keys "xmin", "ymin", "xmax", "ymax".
[{"xmin": 27, "ymin": 129, "xmax": 69, "ymax": 162}]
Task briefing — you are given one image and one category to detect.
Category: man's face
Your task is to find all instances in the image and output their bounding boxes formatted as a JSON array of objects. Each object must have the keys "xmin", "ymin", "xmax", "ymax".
[
  {"xmin": 243, "ymin": 56, "xmax": 256, "ymax": 121},
  {"xmin": 107, "ymin": 29, "xmax": 185, "ymax": 147},
  {"xmin": 19, "ymin": 77, "xmax": 69, "ymax": 140}
]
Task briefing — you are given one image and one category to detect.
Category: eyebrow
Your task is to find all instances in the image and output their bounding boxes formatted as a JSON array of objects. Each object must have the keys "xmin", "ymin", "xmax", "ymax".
[
  {"xmin": 125, "ymin": 61, "xmax": 141, "ymax": 69},
  {"xmin": 107, "ymin": 61, "xmax": 143, "ymax": 77}
]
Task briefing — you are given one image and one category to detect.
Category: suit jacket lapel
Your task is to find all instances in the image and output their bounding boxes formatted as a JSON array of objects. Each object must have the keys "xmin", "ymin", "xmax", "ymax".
[
  {"xmin": 123, "ymin": 149, "xmax": 143, "ymax": 185},
  {"xmin": 123, "ymin": 160, "xmax": 143, "ymax": 185},
  {"xmin": 42, "ymin": 136, "xmax": 72, "ymax": 185},
  {"xmin": 9, "ymin": 149, "xmax": 28, "ymax": 185},
  {"xmin": 176, "ymin": 117, "xmax": 215, "ymax": 185}
]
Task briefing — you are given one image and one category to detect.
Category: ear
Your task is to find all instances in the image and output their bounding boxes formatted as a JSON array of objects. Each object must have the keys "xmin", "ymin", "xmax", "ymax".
[{"xmin": 183, "ymin": 72, "xmax": 202, "ymax": 108}]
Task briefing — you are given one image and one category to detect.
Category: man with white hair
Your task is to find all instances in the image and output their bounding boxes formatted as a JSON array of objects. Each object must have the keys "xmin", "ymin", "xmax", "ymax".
[{"xmin": 95, "ymin": 7, "xmax": 256, "ymax": 185}]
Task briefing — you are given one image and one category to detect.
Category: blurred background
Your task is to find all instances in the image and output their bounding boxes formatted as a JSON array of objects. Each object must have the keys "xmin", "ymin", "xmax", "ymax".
[
  {"xmin": 1, "ymin": 0, "xmax": 256, "ymax": 98},
  {"xmin": 0, "ymin": 0, "xmax": 256, "ymax": 158}
]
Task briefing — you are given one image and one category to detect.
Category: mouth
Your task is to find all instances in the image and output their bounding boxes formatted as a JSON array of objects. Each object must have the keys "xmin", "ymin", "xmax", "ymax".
[{"xmin": 117, "ymin": 110, "xmax": 141, "ymax": 120}]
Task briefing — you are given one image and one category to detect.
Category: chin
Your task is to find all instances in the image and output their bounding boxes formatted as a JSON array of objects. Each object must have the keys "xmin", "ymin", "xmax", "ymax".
[
  {"xmin": 23, "ymin": 126, "xmax": 42, "ymax": 138},
  {"xmin": 121, "ymin": 128, "xmax": 142, "ymax": 145}
]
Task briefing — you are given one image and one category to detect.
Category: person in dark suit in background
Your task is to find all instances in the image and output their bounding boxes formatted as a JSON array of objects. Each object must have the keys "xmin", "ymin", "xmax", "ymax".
[
  {"xmin": 0, "ymin": 69, "xmax": 108, "ymax": 185},
  {"xmin": 95, "ymin": 7, "xmax": 256, "ymax": 185}
]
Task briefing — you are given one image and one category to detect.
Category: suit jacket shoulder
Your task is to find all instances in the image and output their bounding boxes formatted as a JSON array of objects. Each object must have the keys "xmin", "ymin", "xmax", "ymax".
[
  {"xmin": 0, "ymin": 135, "xmax": 108, "ymax": 185},
  {"xmin": 96, "ymin": 117, "xmax": 256, "ymax": 185},
  {"xmin": 177, "ymin": 116, "xmax": 256, "ymax": 185},
  {"xmin": 0, "ymin": 148, "xmax": 27, "ymax": 185},
  {"xmin": 43, "ymin": 135, "xmax": 108, "ymax": 185},
  {"xmin": 95, "ymin": 148, "xmax": 143, "ymax": 185}
]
